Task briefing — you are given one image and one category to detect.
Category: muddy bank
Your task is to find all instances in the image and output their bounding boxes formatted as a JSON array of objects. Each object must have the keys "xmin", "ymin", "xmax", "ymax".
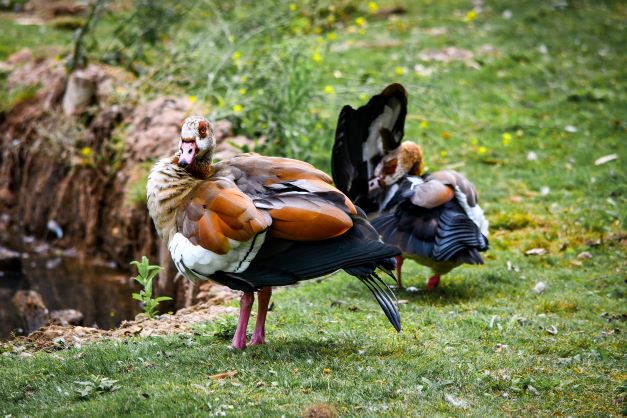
[
  {"xmin": 1, "ymin": 283, "xmax": 237, "ymax": 353},
  {"xmin": 0, "ymin": 49, "xmax": 254, "ymax": 320}
]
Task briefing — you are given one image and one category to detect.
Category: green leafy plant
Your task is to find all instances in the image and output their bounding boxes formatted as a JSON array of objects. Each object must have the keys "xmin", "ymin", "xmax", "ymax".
[
  {"xmin": 130, "ymin": 256, "xmax": 172, "ymax": 318},
  {"xmin": 74, "ymin": 375, "xmax": 120, "ymax": 399}
]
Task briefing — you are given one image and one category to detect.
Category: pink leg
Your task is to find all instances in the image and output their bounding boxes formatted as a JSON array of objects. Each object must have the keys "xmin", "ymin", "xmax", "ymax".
[
  {"xmin": 231, "ymin": 292, "xmax": 254, "ymax": 350},
  {"xmin": 250, "ymin": 287, "xmax": 272, "ymax": 346},
  {"xmin": 426, "ymin": 273, "xmax": 441, "ymax": 291},
  {"xmin": 395, "ymin": 256, "xmax": 404, "ymax": 288}
]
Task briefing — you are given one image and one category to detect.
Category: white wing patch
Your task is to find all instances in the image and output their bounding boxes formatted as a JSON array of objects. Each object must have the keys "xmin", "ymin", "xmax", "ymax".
[
  {"xmin": 169, "ymin": 231, "xmax": 267, "ymax": 279},
  {"xmin": 380, "ymin": 183, "xmax": 400, "ymax": 211},
  {"xmin": 454, "ymin": 187, "xmax": 489, "ymax": 236},
  {"xmin": 363, "ymin": 99, "xmax": 402, "ymax": 177}
]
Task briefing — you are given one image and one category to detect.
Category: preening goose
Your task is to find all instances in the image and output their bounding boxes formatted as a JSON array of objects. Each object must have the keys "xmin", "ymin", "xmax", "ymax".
[
  {"xmin": 147, "ymin": 116, "xmax": 401, "ymax": 349},
  {"xmin": 332, "ymin": 84, "xmax": 489, "ymax": 290}
]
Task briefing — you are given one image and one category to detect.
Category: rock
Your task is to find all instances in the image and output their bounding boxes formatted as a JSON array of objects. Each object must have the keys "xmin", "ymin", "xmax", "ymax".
[
  {"xmin": 49, "ymin": 309, "xmax": 83, "ymax": 325},
  {"xmin": 62, "ymin": 68, "xmax": 99, "ymax": 115},
  {"xmin": 213, "ymin": 120, "xmax": 234, "ymax": 142},
  {"xmin": 12, "ymin": 290, "xmax": 49, "ymax": 333},
  {"xmin": 577, "ymin": 251, "xmax": 593, "ymax": 260},
  {"xmin": 8, "ymin": 54, "xmax": 66, "ymax": 111},
  {"xmin": 7, "ymin": 48, "xmax": 33, "ymax": 66},
  {"xmin": 125, "ymin": 97, "xmax": 194, "ymax": 163},
  {"xmin": 25, "ymin": 0, "xmax": 87, "ymax": 17}
]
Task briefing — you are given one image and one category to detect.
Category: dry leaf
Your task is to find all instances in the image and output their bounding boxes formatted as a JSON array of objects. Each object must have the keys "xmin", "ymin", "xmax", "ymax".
[
  {"xmin": 445, "ymin": 394, "xmax": 470, "ymax": 409},
  {"xmin": 209, "ymin": 370, "xmax": 238, "ymax": 380},
  {"xmin": 525, "ymin": 248, "xmax": 546, "ymax": 256},
  {"xmin": 546, "ymin": 325, "xmax": 558, "ymax": 335},
  {"xmin": 594, "ymin": 154, "xmax": 618, "ymax": 166}
]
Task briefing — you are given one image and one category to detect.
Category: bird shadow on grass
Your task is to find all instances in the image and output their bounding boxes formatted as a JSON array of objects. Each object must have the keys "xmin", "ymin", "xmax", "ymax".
[
  {"xmin": 226, "ymin": 338, "xmax": 361, "ymax": 361},
  {"xmin": 394, "ymin": 272, "xmax": 506, "ymax": 306}
]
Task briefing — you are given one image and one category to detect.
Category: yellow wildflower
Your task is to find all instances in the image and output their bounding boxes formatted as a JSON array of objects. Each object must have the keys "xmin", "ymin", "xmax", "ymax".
[
  {"xmin": 289, "ymin": 3, "xmax": 297, "ymax": 12},
  {"xmin": 324, "ymin": 85, "xmax": 335, "ymax": 95},
  {"xmin": 440, "ymin": 150, "xmax": 447, "ymax": 158},
  {"xmin": 441, "ymin": 131, "xmax": 451, "ymax": 140},
  {"xmin": 419, "ymin": 120, "xmax": 429, "ymax": 129},
  {"xmin": 358, "ymin": 93, "xmax": 368, "ymax": 101},
  {"xmin": 233, "ymin": 104, "xmax": 243, "ymax": 113},
  {"xmin": 502, "ymin": 132, "xmax": 512, "ymax": 145},
  {"xmin": 368, "ymin": 2, "xmax": 379, "ymax": 14},
  {"xmin": 188, "ymin": 95, "xmax": 197, "ymax": 103},
  {"xmin": 516, "ymin": 129, "xmax": 524, "ymax": 137},
  {"xmin": 312, "ymin": 51, "xmax": 322, "ymax": 64},
  {"xmin": 478, "ymin": 146, "xmax": 488, "ymax": 154},
  {"xmin": 323, "ymin": 368, "xmax": 331, "ymax": 376},
  {"xmin": 239, "ymin": 88, "xmax": 247, "ymax": 95},
  {"xmin": 395, "ymin": 66, "xmax": 404, "ymax": 76},
  {"xmin": 313, "ymin": 26, "xmax": 322, "ymax": 35},
  {"xmin": 327, "ymin": 32, "xmax": 337, "ymax": 41},
  {"xmin": 80, "ymin": 147, "xmax": 92, "ymax": 157},
  {"xmin": 231, "ymin": 51, "xmax": 241, "ymax": 62},
  {"xmin": 464, "ymin": 10, "xmax": 477, "ymax": 22},
  {"xmin": 355, "ymin": 17, "xmax": 366, "ymax": 27}
]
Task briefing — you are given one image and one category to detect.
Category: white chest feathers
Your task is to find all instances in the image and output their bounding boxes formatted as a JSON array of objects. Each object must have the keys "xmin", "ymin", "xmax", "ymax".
[{"xmin": 168, "ymin": 231, "xmax": 267, "ymax": 280}]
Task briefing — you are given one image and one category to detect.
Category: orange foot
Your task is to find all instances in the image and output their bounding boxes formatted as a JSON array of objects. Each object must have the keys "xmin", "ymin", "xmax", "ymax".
[{"xmin": 426, "ymin": 273, "xmax": 441, "ymax": 291}]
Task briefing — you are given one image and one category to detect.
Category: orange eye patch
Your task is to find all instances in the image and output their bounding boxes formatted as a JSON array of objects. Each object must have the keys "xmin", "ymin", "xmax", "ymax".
[
  {"xmin": 198, "ymin": 120, "xmax": 207, "ymax": 138},
  {"xmin": 382, "ymin": 158, "xmax": 398, "ymax": 175}
]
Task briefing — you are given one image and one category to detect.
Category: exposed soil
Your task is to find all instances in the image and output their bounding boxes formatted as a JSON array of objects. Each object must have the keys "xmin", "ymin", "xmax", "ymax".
[{"xmin": 2, "ymin": 282, "xmax": 237, "ymax": 353}]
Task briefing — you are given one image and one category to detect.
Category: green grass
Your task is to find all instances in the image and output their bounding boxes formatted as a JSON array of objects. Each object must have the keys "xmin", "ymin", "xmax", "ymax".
[{"xmin": 0, "ymin": 0, "xmax": 625, "ymax": 416}]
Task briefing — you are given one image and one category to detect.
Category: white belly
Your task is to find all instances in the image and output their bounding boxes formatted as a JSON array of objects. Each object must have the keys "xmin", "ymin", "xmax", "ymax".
[{"xmin": 168, "ymin": 231, "xmax": 266, "ymax": 279}]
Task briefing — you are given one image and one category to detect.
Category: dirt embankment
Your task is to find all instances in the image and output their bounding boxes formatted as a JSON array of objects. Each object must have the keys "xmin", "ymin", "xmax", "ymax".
[{"xmin": 0, "ymin": 49, "xmax": 251, "ymax": 310}]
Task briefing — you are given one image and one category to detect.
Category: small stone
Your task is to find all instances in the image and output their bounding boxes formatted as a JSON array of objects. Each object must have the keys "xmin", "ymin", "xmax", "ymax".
[
  {"xmin": 532, "ymin": 281, "xmax": 546, "ymax": 294},
  {"xmin": 577, "ymin": 251, "xmax": 592, "ymax": 260}
]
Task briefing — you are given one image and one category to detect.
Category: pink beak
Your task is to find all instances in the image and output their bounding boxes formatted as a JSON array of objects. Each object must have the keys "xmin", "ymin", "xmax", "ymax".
[{"xmin": 179, "ymin": 142, "xmax": 197, "ymax": 167}]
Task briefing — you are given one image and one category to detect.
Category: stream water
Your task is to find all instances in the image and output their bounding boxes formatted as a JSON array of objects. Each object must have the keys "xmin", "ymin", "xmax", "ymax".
[{"xmin": 0, "ymin": 238, "xmax": 140, "ymax": 339}]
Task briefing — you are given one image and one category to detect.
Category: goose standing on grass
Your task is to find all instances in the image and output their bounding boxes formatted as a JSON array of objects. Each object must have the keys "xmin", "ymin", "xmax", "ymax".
[
  {"xmin": 331, "ymin": 84, "xmax": 489, "ymax": 290},
  {"xmin": 146, "ymin": 116, "xmax": 401, "ymax": 349}
]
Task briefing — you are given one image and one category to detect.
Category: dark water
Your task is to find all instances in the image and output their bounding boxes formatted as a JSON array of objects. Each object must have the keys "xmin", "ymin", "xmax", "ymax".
[{"xmin": 0, "ymin": 242, "xmax": 140, "ymax": 339}]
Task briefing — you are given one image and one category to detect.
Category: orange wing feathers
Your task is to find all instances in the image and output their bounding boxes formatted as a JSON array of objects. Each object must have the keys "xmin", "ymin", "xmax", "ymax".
[
  {"xmin": 267, "ymin": 196, "xmax": 353, "ymax": 241},
  {"xmin": 177, "ymin": 178, "xmax": 269, "ymax": 255}
]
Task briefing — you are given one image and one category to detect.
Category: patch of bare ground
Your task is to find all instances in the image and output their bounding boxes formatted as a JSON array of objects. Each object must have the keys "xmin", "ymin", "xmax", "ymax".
[{"xmin": 3, "ymin": 282, "xmax": 237, "ymax": 353}]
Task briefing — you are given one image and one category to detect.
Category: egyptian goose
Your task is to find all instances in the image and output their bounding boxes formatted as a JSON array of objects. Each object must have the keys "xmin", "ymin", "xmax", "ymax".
[
  {"xmin": 147, "ymin": 116, "xmax": 401, "ymax": 349},
  {"xmin": 332, "ymin": 84, "xmax": 489, "ymax": 290}
]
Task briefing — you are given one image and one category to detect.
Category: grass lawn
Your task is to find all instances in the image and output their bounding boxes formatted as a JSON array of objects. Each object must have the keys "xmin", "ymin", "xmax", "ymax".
[{"xmin": 0, "ymin": 0, "xmax": 625, "ymax": 416}]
